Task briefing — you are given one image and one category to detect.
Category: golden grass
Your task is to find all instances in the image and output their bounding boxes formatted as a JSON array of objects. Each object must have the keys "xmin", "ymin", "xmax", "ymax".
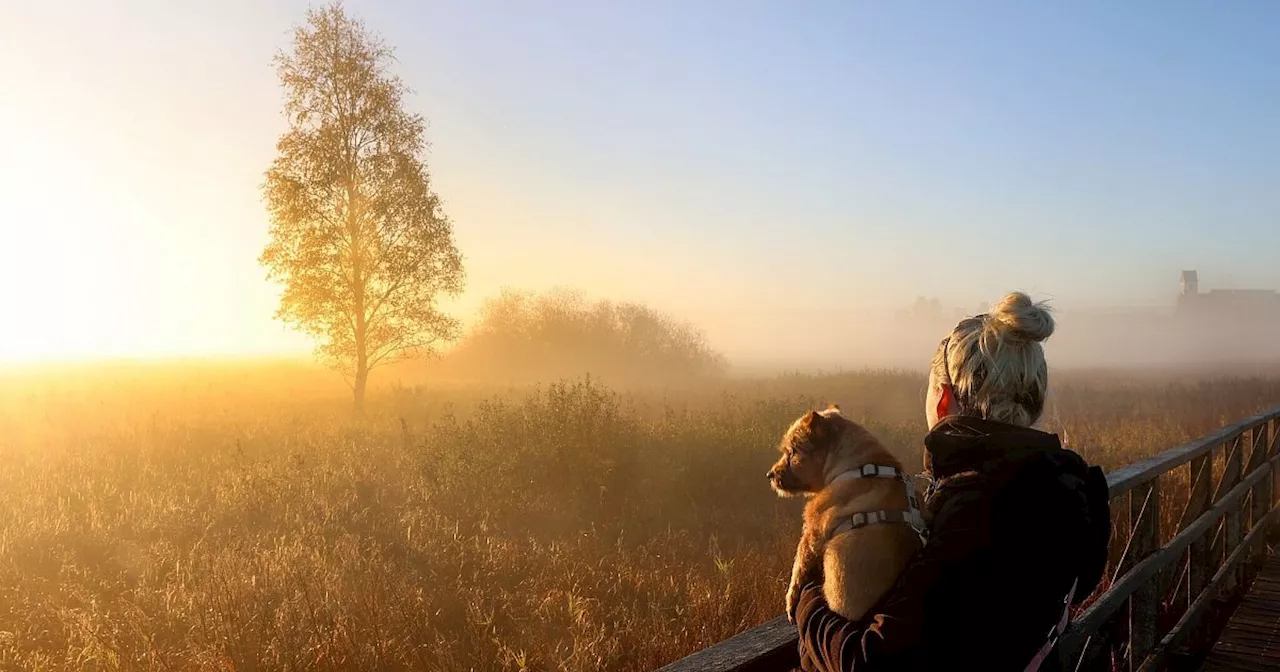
[{"xmin": 1, "ymin": 363, "xmax": 1278, "ymax": 670}]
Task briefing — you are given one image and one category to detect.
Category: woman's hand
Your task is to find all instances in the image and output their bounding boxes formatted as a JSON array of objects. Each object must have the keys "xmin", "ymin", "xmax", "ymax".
[{"xmin": 794, "ymin": 583, "xmax": 834, "ymax": 670}]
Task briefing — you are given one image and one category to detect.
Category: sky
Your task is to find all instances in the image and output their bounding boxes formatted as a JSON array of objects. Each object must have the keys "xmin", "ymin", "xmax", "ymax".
[{"xmin": 3, "ymin": 1, "xmax": 1280, "ymax": 364}]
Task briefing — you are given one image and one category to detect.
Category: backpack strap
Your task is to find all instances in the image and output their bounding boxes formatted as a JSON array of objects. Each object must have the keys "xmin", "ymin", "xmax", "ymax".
[{"xmin": 1023, "ymin": 577, "xmax": 1078, "ymax": 672}]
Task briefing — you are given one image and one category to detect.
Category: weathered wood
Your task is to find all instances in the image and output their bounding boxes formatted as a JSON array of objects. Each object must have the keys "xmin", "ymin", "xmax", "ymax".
[
  {"xmin": 661, "ymin": 409, "xmax": 1280, "ymax": 672},
  {"xmin": 1247, "ymin": 428, "xmax": 1271, "ymax": 580},
  {"xmin": 1057, "ymin": 462, "xmax": 1273, "ymax": 664},
  {"xmin": 1072, "ymin": 630, "xmax": 1117, "ymax": 672},
  {"xmin": 1185, "ymin": 454, "xmax": 1214, "ymax": 604},
  {"xmin": 1199, "ymin": 541, "xmax": 1280, "ymax": 672},
  {"xmin": 1217, "ymin": 434, "xmax": 1246, "ymax": 500},
  {"xmin": 1246, "ymin": 428, "xmax": 1269, "ymax": 527},
  {"xmin": 1267, "ymin": 420, "xmax": 1279, "ymax": 510},
  {"xmin": 1105, "ymin": 416, "xmax": 1263, "ymax": 499},
  {"xmin": 654, "ymin": 616, "xmax": 798, "ymax": 672},
  {"xmin": 1178, "ymin": 453, "xmax": 1214, "ymax": 655},
  {"xmin": 1129, "ymin": 479, "xmax": 1161, "ymax": 670},
  {"xmin": 1138, "ymin": 506, "xmax": 1278, "ymax": 671},
  {"xmin": 1271, "ymin": 419, "xmax": 1280, "ymax": 532},
  {"xmin": 1222, "ymin": 436, "xmax": 1246, "ymax": 594}
]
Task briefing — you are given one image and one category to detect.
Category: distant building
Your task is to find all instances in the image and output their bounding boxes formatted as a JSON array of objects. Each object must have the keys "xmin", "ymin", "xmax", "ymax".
[
  {"xmin": 1171, "ymin": 270, "xmax": 1280, "ymax": 363},
  {"xmin": 1180, "ymin": 270, "xmax": 1198, "ymax": 298},
  {"xmin": 1176, "ymin": 269, "xmax": 1280, "ymax": 317}
]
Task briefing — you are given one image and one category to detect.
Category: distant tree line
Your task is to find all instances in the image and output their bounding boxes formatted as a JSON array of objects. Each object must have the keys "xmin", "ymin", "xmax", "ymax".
[{"xmin": 436, "ymin": 290, "xmax": 727, "ymax": 384}]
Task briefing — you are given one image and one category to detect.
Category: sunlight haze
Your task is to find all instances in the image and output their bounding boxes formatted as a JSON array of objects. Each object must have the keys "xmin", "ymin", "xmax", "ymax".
[
  {"xmin": 4, "ymin": 1, "xmax": 1280, "ymax": 366},
  {"xmin": 4, "ymin": 6, "xmax": 1280, "ymax": 666}
]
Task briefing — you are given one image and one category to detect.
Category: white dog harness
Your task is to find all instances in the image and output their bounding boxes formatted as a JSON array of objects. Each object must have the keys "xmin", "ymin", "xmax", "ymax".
[{"xmin": 825, "ymin": 464, "xmax": 929, "ymax": 546}]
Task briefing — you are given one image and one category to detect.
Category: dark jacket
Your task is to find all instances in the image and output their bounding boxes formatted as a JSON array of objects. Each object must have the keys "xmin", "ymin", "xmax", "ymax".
[{"xmin": 794, "ymin": 417, "xmax": 1111, "ymax": 671}]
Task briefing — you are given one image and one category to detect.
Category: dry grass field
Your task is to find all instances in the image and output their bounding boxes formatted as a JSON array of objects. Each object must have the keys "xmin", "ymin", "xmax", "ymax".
[{"xmin": 2, "ymin": 362, "xmax": 1279, "ymax": 671}]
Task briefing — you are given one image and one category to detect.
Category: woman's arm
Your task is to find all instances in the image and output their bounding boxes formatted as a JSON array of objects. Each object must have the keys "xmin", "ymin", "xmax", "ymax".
[{"xmin": 794, "ymin": 482, "xmax": 994, "ymax": 671}]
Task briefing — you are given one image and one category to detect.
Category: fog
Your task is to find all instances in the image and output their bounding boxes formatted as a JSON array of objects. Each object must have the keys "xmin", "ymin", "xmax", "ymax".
[
  {"xmin": 715, "ymin": 301, "xmax": 1280, "ymax": 376},
  {"xmin": 409, "ymin": 286, "xmax": 1280, "ymax": 389}
]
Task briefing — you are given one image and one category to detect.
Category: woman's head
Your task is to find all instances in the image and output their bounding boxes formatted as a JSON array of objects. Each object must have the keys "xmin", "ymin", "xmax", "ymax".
[{"xmin": 926, "ymin": 292, "xmax": 1054, "ymax": 429}]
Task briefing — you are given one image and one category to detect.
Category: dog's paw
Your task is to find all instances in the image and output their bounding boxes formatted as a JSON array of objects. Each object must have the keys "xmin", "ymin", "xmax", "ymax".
[{"xmin": 785, "ymin": 584, "xmax": 801, "ymax": 623}]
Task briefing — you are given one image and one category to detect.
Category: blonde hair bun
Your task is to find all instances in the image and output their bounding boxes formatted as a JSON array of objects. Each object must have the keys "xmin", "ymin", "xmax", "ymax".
[{"xmin": 987, "ymin": 292, "xmax": 1055, "ymax": 343}]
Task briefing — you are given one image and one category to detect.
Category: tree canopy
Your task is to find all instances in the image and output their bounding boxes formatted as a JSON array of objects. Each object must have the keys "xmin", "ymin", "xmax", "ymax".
[{"xmin": 261, "ymin": 3, "xmax": 464, "ymax": 409}]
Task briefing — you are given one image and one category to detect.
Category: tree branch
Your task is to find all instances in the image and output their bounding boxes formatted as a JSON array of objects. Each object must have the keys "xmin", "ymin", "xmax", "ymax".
[{"xmin": 364, "ymin": 278, "xmax": 406, "ymax": 327}]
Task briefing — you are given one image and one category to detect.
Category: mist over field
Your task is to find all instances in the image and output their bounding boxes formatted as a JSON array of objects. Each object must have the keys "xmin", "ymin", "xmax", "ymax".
[
  {"xmin": 7, "ymin": 0, "xmax": 1280, "ymax": 670},
  {"xmin": 721, "ymin": 305, "xmax": 1280, "ymax": 374},
  {"xmin": 406, "ymin": 286, "xmax": 1280, "ymax": 384}
]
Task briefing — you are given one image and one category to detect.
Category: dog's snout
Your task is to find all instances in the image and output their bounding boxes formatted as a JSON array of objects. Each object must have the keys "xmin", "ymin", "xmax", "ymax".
[{"xmin": 766, "ymin": 470, "xmax": 775, "ymax": 480}]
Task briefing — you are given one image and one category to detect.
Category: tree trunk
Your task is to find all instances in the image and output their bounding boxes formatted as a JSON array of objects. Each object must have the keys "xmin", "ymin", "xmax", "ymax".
[{"xmin": 353, "ymin": 360, "xmax": 368, "ymax": 412}]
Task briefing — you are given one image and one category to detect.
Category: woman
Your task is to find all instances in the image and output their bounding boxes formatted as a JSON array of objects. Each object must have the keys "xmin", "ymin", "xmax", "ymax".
[{"xmin": 794, "ymin": 292, "xmax": 1112, "ymax": 671}]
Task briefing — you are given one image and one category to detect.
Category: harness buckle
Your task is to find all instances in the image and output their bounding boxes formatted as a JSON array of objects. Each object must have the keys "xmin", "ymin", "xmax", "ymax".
[{"xmin": 827, "ymin": 463, "xmax": 929, "ymax": 546}]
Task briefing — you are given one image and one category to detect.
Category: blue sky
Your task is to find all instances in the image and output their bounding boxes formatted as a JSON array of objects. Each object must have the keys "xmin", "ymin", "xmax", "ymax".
[{"xmin": 2, "ymin": 1, "xmax": 1278, "ymax": 361}]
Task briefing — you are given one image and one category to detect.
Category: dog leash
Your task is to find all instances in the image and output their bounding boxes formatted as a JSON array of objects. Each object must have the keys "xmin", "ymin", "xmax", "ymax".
[
  {"xmin": 1023, "ymin": 577, "xmax": 1078, "ymax": 672},
  {"xmin": 826, "ymin": 464, "xmax": 929, "ymax": 545}
]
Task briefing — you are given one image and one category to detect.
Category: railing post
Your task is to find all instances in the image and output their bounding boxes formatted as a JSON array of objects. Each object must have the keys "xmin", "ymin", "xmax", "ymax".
[
  {"xmin": 1219, "ymin": 435, "xmax": 1245, "ymax": 594},
  {"xmin": 1246, "ymin": 425, "xmax": 1270, "ymax": 579},
  {"xmin": 661, "ymin": 408, "xmax": 1280, "ymax": 672},
  {"xmin": 1128, "ymin": 478, "xmax": 1160, "ymax": 670},
  {"xmin": 1270, "ymin": 418, "xmax": 1280, "ymax": 511},
  {"xmin": 1183, "ymin": 453, "xmax": 1213, "ymax": 651}
]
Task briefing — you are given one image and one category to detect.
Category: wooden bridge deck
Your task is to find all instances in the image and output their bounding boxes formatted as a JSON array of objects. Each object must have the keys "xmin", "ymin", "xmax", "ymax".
[
  {"xmin": 655, "ymin": 409, "xmax": 1280, "ymax": 672},
  {"xmin": 1203, "ymin": 554, "xmax": 1280, "ymax": 672}
]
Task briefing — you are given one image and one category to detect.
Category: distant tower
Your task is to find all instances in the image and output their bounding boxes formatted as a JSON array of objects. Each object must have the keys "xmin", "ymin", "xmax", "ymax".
[{"xmin": 1180, "ymin": 270, "xmax": 1199, "ymax": 298}]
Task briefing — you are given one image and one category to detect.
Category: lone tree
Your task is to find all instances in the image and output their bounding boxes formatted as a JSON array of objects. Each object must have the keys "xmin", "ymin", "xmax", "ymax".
[{"xmin": 261, "ymin": 3, "xmax": 464, "ymax": 410}]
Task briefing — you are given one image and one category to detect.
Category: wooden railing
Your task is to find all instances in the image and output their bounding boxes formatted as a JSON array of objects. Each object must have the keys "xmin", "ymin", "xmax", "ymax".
[{"xmin": 656, "ymin": 408, "xmax": 1280, "ymax": 672}]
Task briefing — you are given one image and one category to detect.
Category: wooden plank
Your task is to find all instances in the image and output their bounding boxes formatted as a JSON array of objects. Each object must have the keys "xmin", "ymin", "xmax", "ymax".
[
  {"xmin": 1272, "ymin": 419, "xmax": 1280, "ymax": 535},
  {"xmin": 1222, "ymin": 435, "xmax": 1246, "ymax": 594},
  {"xmin": 1267, "ymin": 420, "xmax": 1279, "ymax": 521},
  {"xmin": 1137, "ymin": 506, "xmax": 1278, "ymax": 671},
  {"xmin": 654, "ymin": 616, "xmax": 798, "ymax": 672},
  {"xmin": 1217, "ymin": 434, "xmax": 1246, "ymax": 504},
  {"xmin": 1072, "ymin": 629, "xmax": 1117, "ymax": 672},
  {"xmin": 1185, "ymin": 454, "xmax": 1213, "ymax": 618},
  {"xmin": 1247, "ymin": 427, "xmax": 1270, "ymax": 527},
  {"xmin": 1105, "ymin": 412, "xmax": 1274, "ymax": 499},
  {"xmin": 1129, "ymin": 479, "xmax": 1161, "ymax": 670},
  {"xmin": 668, "ymin": 409, "xmax": 1280, "ymax": 672},
  {"xmin": 1057, "ymin": 461, "xmax": 1274, "ymax": 664},
  {"xmin": 1201, "ymin": 553, "xmax": 1280, "ymax": 672},
  {"xmin": 1179, "ymin": 454, "xmax": 1213, "ymax": 654},
  {"xmin": 1248, "ymin": 427, "xmax": 1271, "ymax": 588}
]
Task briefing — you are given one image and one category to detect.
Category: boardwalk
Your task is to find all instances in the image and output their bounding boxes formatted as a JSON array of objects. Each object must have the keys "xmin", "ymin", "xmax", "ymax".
[
  {"xmin": 656, "ymin": 408, "xmax": 1280, "ymax": 672},
  {"xmin": 1203, "ymin": 554, "xmax": 1280, "ymax": 672}
]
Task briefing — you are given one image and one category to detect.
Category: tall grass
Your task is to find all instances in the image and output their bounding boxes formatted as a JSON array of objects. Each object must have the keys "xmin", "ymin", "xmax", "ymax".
[{"xmin": 1, "ymin": 365, "xmax": 1278, "ymax": 670}]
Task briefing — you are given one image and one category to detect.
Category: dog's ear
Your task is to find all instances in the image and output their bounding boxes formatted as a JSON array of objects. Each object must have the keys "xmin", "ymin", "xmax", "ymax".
[{"xmin": 801, "ymin": 410, "xmax": 829, "ymax": 444}]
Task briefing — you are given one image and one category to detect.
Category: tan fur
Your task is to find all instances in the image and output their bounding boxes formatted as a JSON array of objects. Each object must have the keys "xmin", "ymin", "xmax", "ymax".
[{"xmin": 767, "ymin": 408, "xmax": 924, "ymax": 621}]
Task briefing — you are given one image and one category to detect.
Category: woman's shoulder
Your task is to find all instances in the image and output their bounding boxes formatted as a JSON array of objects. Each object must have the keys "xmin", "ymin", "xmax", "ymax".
[
  {"xmin": 989, "ymin": 445, "xmax": 1113, "ymax": 594},
  {"xmin": 929, "ymin": 444, "xmax": 1109, "ymax": 543},
  {"xmin": 1012, "ymin": 445, "xmax": 1109, "ymax": 507}
]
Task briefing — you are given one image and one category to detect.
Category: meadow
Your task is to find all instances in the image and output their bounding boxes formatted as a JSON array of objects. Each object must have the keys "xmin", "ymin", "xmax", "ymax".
[{"xmin": 2, "ymin": 361, "xmax": 1280, "ymax": 671}]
